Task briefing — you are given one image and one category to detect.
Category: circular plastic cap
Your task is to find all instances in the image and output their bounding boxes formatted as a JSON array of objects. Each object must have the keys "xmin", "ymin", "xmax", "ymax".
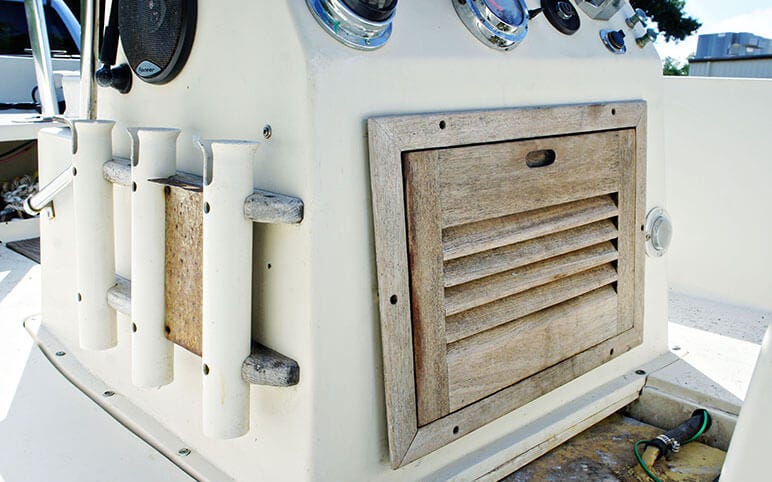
[{"xmin": 645, "ymin": 207, "xmax": 673, "ymax": 257}]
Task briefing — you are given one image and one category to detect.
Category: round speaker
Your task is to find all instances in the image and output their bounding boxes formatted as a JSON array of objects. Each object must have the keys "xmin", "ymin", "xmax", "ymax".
[{"xmin": 119, "ymin": 0, "xmax": 197, "ymax": 84}]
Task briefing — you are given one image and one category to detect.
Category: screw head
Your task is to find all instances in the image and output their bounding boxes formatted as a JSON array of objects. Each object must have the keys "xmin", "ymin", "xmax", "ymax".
[
  {"xmin": 103, "ymin": 390, "xmax": 115, "ymax": 397},
  {"xmin": 262, "ymin": 125, "xmax": 272, "ymax": 139},
  {"xmin": 178, "ymin": 448, "xmax": 191, "ymax": 456},
  {"xmin": 635, "ymin": 369, "xmax": 647, "ymax": 375},
  {"xmin": 55, "ymin": 351, "xmax": 66, "ymax": 357}
]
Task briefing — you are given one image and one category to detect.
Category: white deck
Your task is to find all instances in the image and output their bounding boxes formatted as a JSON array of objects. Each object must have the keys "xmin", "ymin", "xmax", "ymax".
[
  {"xmin": 0, "ymin": 114, "xmax": 56, "ymax": 142},
  {"xmin": 1, "ymin": 242, "xmax": 769, "ymax": 480},
  {"xmin": 0, "ymin": 245, "xmax": 193, "ymax": 482}
]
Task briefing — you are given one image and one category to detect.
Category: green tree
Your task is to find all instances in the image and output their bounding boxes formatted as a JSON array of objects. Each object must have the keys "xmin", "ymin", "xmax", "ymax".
[
  {"xmin": 630, "ymin": 0, "xmax": 701, "ymax": 42},
  {"xmin": 662, "ymin": 57, "xmax": 690, "ymax": 76}
]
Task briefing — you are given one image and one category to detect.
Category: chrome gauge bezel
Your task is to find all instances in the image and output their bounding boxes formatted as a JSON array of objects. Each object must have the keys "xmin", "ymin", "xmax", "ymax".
[
  {"xmin": 453, "ymin": 0, "xmax": 530, "ymax": 51},
  {"xmin": 307, "ymin": 0, "xmax": 394, "ymax": 50}
]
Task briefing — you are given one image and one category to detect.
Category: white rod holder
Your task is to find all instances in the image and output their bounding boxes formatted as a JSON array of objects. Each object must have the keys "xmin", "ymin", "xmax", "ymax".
[
  {"xmin": 199, "ymin": 139, "xmax": 259, "ymax": 439},
  {"xmin": 129, "ymin": 128, "xmax": 180, "ymax": 388},
  {"xmin": 72, "ymin": 120, "xmax": 116, "ymax": 350}
]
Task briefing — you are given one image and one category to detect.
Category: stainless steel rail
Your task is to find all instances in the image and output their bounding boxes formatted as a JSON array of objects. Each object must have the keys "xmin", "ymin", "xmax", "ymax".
[
  {"xmin": 79, "ymin": 0, "xmax": 100, "ymax": 119},
  {"xmin": 23, "ymin": 0, "xmax": 59, "ymax": 116},
  {"xmin": 23, "ymin": 165, "xmax": 75, "ymax": 218}
]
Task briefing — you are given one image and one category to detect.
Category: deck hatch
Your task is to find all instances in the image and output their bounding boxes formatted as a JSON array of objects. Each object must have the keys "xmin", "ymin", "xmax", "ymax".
[{"xmin": 368, "ymin": 102, "xmax": 646, "ymax": 468}]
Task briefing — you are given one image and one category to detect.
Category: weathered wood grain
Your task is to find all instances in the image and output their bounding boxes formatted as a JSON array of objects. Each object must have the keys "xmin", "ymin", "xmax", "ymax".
[
  {"xmin": 102, "ymin": 157, "xmax": 131, "ymax": 186},
  {"xmin": 163, "ymin": 177, "xmax": 204, "ymax": 356},
  {"xmin": 244, "ymin": 189, "xmax": 304, "ymax": 224},
  {"xmin": 445, "ymin": 264, "xmax": 618, "ymax": 343},
  {"xmin": 403, "ymin": 150, "xmax": 451, "ymax": 426},
  {"xmin": 444, "ymin": 242, "xmax": 618, "ymax": 316},
  {"xmin": 401, "ymin": 326, "xmax": 642, "ymax": 466},
  {"xmin": 446, "ymin": 286, "xmax": 619, "ymax": 410},
  {"xmin": 105, "ymin": 276, "xmax": 299, "ymax": 387},
  {"xmin": 444, "ymin": 219, "xmax": 618, "ymax": 287},
  {"xmin": 242, "ymin": 343, "xmax": 300, "ymax": 386},
  {"xmin": 373, "ymin": 101, "xmax": 645, "ymax": 155},
  {"xmin": 103, "ymin": 162, "xmax": 305, "ymax": 225},
  {"xmin": 442, "ymin": 195, "xmax": 618, "ymax": 261},
  {"xmin": 367, "ymin": 119, "xmax": 419, "ymax": 467},
  {"xmin": 438, "ymin": 130, "xmax": 623, "ymax": 228},
  {"xmin": 367, "ymin": 101, "xmax": 647, "ymax": 468}
]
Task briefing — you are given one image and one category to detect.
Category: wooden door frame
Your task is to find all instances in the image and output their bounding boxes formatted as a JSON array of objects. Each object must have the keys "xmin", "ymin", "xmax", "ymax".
[{"xmin": 368, "ymin": 101, "xmax": 647, "ymax": 468}]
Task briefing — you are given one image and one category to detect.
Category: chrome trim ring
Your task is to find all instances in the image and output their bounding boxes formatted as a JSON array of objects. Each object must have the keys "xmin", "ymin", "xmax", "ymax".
[
  {"xmin": 453, "ymin": 0, "xmax": 529, "ymax": 51},
  {"xmin": 644, "ymin": 207, "xmax": 673, "ymax": 258},
  {"xmin": 306, "ymin": 0, "xmax": 394, "ymax": 50},
  {"xmin": 600, "ymin": 29, "xmax": 626, "ymax": 54}
]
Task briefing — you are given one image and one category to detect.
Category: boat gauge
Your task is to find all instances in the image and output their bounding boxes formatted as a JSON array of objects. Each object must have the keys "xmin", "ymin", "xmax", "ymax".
[
  {"xmin": 306, "ymin": 0, "xmax": 397, "ymax": 50},
  {"xmin": 575, "ymin": 0, "xmax": 624, "ymax": 21},
  {"xmin": 454, "ymin": 0, "xmax": 530, "ymax": 51}
]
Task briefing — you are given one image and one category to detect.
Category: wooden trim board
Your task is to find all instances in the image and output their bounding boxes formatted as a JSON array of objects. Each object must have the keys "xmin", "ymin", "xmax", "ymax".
[{"xmin": 368, "ymin": 101, "xmax": 647, "ymax": 468}]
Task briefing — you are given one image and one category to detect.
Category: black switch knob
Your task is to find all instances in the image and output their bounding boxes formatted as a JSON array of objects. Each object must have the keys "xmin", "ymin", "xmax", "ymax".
[
  {"xmin": 608, "ymin": 29, "xmax": 626, "ymax": 50},
  {"xmin": 96, "ymin": 63, "xmax": 133, "ymax": 94},
  {"xmin": 341, "ymin": 0, "xmax": 398, "ymax": 22}
]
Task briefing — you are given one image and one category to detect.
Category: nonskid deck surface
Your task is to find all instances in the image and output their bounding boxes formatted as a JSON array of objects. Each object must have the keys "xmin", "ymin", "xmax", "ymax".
[
  {"xmin": 0, "ymin": 245, "xmax": 193, "ymax": 482},
  {"xmin": 505, "ymin": 413, "xmax": 724, "ymax": 482},
  {"xmin": 1, "ymin": 242, "xmax": 770, "ymax": 479}
]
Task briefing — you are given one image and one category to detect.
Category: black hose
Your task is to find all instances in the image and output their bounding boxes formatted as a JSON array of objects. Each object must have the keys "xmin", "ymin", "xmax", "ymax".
[{"xmin": 648, "ymin": 409, "xmax": 712, "ymax": 457}]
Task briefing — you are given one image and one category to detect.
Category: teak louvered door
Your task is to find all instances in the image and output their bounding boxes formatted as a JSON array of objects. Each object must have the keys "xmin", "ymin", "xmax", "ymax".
[
  {"xmin": 368, "ymin": 102, "xmax": 646, "ymax": 468},
  {"xmin": 405, "ymin": 128, "xmax": 637, "ymax": 426}
]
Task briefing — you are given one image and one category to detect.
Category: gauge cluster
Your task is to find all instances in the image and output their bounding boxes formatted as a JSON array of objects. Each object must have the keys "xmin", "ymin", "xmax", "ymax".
[{"xmin": 306, "ymin": 0, "xmax": 657, "ymax": 54}]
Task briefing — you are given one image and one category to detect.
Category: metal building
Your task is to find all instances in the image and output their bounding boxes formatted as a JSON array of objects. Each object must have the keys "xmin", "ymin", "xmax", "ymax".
[{"xmin": 689, "ymin": 32, "xmax": 772, "ymax": 78}]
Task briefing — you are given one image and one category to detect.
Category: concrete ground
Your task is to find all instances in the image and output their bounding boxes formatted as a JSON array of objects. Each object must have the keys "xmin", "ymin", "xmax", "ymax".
[{"xmin": 668, "ymin": 290, "xmax": 770, "ymax": 404}]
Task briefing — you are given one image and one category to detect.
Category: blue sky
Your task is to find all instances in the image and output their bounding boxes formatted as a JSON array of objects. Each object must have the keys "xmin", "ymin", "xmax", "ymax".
[{"xmin": 654, "ymin": 0, "xmax": 772, "ymax": 62}]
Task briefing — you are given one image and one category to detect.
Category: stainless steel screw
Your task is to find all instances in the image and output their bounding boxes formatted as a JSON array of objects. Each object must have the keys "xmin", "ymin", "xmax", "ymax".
[{"xmin": 178, "ymin": 448, "xmax": 191, "ymax": 456}]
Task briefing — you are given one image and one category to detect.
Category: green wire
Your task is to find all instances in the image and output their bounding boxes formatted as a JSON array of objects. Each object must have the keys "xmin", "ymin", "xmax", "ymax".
[
  {"xmin": 684, "ymin": 410, "xmax": 710, "ymax": 444},
  {"xmin": 633, "ymin": 410, "xmax": 710, "ymax": 482},
  {"xmin": 634, "ymin": 440, "xmax": 663, "ymax": 482}
]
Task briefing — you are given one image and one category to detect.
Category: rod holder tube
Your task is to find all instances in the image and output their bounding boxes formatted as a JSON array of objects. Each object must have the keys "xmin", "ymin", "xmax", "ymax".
[
  {"xmin": 199, "ymin": 139, "xmax": 258, "ymax": 439},
  {"xmin": 129, "ymin": 128, "xmax": 180, "ymax": 388},
  {"xmin": 72, "ymin": 120, "xmax": 116, "ymax": 349},
  {"xmin": 24, "ymin": 0, "xmax": 59, "ymax": 116}
]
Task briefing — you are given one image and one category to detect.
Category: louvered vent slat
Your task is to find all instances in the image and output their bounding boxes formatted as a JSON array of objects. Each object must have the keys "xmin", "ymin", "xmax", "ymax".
[
  {"xmin": 444, "ymin": 218, "xmax": 619, "ymax": 288},
  {"xmin": 445, "ymin": 264, "xmax": 619, "ymax": 343},
  {"xmin": 442, "ymin": 195, "xmax": 618, "ymax": 261},
  {"xmin": 446, "ymin": 286, "xmax": 620, "ymax": 411},
  {"xmin": 444, "ymin": 240, "xmax": 618, "ymax": 316}
]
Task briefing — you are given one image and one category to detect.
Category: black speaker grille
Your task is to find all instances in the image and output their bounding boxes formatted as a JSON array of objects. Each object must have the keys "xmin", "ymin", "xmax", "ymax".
[{"xmin": 119, "ymin": 0, "xmax": 197, "ymax": 84}]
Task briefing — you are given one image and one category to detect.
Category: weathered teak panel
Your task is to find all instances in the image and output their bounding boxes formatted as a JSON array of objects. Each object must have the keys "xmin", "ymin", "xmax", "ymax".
[
  {"xmin": 164, "ymin": 175, "xmax": 204, "ymax": 355},
  {"xmin": 368, "ymin": 102, "xmax": 646, "ymax": 468}
]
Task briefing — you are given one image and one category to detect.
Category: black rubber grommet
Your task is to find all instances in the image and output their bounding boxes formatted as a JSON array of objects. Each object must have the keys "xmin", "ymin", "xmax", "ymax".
[{"xmin": 542, "ymin": 0, "xmax": 580, "ymax": 35}]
